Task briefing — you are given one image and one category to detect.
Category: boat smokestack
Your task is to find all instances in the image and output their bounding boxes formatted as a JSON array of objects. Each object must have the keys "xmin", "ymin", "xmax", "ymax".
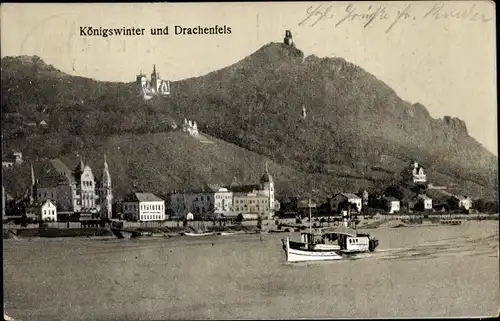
[{"xmin": 342, "ymin": 210, "xmax": 348, "ymax": 228}]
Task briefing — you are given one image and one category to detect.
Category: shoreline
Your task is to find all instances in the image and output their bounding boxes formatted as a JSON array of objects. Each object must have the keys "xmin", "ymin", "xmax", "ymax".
[{"xmin": 3, "ymin": 215, "xmax": 498, "ymax": 240}]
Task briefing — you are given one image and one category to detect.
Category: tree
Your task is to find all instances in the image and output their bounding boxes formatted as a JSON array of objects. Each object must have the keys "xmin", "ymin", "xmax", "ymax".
[
  {"xmin": 337, "ymin": 200, "xmax": 350, "ymax": 214},
  {"xmin": 485, "ymin": 201, "xmax": 499, "ymax": 214},
  {"xmin": 368, "ymin": 194, "xmax": 384, "ymax": 209},
  {"xmin": 414, "ymin": 201, "xmax": 425, "ymax": 212},
  {"xmin": 473, "ymin": 199, "xmax": 486, "ymax": 212},
  {"xmin": 446, "ymin": 197, "xmax": 460, "ymax": 211},
  {"xmin": 337, "ymin": 200, "xmax": 357, "ymax": 214},
  {"xmin": 20, "ymin": 213, "xmax": 28, "ymax": 227},
  {"xmin": 384, "ymin": 185, "xmax": 404, "ymax": 201}
]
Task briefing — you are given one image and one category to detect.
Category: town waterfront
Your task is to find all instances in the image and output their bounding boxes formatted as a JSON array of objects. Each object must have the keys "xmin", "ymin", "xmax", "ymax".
[{"xmin": 3, "ymin": 221, "xmax": 498, "ymax": 320}]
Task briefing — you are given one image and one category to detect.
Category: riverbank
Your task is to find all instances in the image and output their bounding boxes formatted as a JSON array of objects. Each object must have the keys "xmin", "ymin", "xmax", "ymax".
[{"xmin": 3, "ymin": 213, "xmax": 498, "ymax": 240}]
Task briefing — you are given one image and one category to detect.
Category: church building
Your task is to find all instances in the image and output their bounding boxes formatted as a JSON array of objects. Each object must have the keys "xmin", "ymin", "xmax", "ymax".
[
  {"xmin": 169, "ymin": 163, "xmax": 279, "ymax": 220},
  {"xmin": 33, "ymin": 155, "xmax": 113, "ymax": 218},
  {"xmin": 228, "ymin": 162, "xmax": 278, "ymax": 219}
]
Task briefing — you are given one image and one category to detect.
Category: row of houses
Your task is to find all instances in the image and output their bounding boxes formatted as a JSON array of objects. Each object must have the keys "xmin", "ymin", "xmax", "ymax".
[
  {"xmin": 326, "ymin": 192, "xmax": 472, "ymax": 215},
  {"xmin": 2, "ymin": 155, "xmax": 113, "ymax": 223},
  {"xmin": 105, "ymin": 163, "xmax": 277, "ymax": 222},
  {"xmin": 2, "ymin": 155, "xmax": 477, "ymax": 223},
  {"xmin": 309, "ymin": 161, "xmax": 472, "ymax": 215},
  {"xmin": 2, "ymin": 185, "xmax": 58, "ymax": 222},
  {"xmin": 109, "ymin": 167, "xmax": 275, "ymax": 222},
  {"xmin": 278, "ymin": 188, "xmax": 474, "ymax": 218},
  {"xmin": 168, "ymin": 164, "xmax": 277, "ymax": 220},
  {"xmin": 2, "ymin": 151, "xmax": 23, "ymax": 168},
  {"xmin": 3, "ymin": 158, "xmax": 278, "ymax": 223}
]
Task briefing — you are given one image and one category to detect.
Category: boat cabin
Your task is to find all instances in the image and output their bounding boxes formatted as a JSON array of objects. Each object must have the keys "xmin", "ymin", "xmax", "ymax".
[{"xmin": 300, "ymin": 226, "xmax": 375, "ymax": 253}]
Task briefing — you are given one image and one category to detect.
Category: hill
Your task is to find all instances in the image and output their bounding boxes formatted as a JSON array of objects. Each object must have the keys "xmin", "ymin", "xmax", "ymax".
[
  {"xmin": 167, "ymin": 43, "xmax": 497, "ymax": 187},
  {"xmin": 1, "ymin": 44, "xmax": 498, "ymax": 201},
  {"xmin": 2, "ymin": 131, "xmax": 394, "ymax": 201}
]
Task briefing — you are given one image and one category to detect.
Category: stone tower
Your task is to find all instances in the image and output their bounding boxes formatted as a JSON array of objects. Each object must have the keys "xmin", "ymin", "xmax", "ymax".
[
  {"xmin": 100, "ymin": 154, "xmax": 113, "ymax": 219},
  {"xmin": 284, "ymin": 30, "xmax": 294, "ymax": 47}
]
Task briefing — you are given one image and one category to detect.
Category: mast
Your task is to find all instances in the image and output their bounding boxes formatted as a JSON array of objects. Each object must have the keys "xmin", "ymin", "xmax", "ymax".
[
  {"xmin": 348, "ymin": 205, "xmax": 351, "ymax": 228},
  {"xmin": 309, "ymin": 197, "xmax": 312, "ymax": 235}
]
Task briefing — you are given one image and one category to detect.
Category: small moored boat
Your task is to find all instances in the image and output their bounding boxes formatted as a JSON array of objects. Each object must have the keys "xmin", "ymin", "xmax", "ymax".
[
  {"xmin": 183, "ymin": 231, "xmax": 216, "ymax": 237},
  {"xmin": 110, "ymin": 228, "xmax": 142, "ymax": 239},
  {"xmin": 218, "ymin": 231, "xmax": 237, "ymax": 236}
]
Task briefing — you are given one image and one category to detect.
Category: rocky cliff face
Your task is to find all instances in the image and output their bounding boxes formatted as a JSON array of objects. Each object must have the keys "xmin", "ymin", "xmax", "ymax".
[{"xmin": 443, "ymin": 116, "xmax": 468, "ymax": 134}]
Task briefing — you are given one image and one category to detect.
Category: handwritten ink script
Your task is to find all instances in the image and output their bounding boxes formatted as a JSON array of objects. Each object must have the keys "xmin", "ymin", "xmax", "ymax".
[{"xmin": 298, "ymin": 3, "xmax": 493, "ymax": 33}]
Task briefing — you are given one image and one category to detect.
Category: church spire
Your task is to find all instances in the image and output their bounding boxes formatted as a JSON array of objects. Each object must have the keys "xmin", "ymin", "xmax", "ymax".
[
  {"xmin": 103, "ymin": 153, "xmax": 108, "ymax": 170},
  {"xmin": 31, "ymin": 163, "xmax": 35, "ymax": 187},
  {"xmin": 100, "ymin": 154, "xmax": 113, "ymax": 220},
  {"xmin": 102, "ymin": 153, "xmax": 112, "ymax": 188},
  {"xmin": 30, "ymin": 162, "xmax": 36, "ymax": 205}
]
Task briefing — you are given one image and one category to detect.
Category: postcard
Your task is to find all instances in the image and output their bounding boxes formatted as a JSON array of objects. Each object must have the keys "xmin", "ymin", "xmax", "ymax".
[{"xmin": 2, "ymin": 2, "xmax": 498, "ymax": 320}]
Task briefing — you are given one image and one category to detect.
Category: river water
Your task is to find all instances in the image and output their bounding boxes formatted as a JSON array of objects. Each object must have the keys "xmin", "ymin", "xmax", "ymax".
[{"xmin": 3, "ymin": 221, "xmax": 499, "ymax": 320}]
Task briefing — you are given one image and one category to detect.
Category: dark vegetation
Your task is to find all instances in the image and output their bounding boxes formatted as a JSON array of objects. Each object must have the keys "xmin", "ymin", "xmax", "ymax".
[{"xmin": 1, "ymin": 45, "xmax": 498, "ymax": 201}]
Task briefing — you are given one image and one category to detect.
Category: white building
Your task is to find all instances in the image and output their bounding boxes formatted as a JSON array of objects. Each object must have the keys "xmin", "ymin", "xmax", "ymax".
[
  {"xmin": 169, "ymin": 163, "xmax": 278, "ymax": 219},
  {"xmin": 411, "ymin": 161, "xmax": 427, "ymax": 183},
  {"xmin": 330, "ymin": 193, "xmax": 363, "ymax": 213},
  {"xmin": 233, "ymin": 192, "xmax": 269, "ymax": 217},
  {"xmin": 123, "ymin": 192, "xmax": 166, "ymax": 222},
  {"xmin": 73, "ymin": 160, "xmax": 98, "ymax": 212},
  {"xmin": 416, "ymin": 194, "xmax": 433, "ymax": 210},
  {"xmin": 213, "ymin": 188, "xmax": 233, "ymax": 214},
  {"xmin": 227, "ymin": 162, "xmax": 278, "ymax": 219},
  {"xmin": 40, "ymin": 200, "xmax": 57, "ymax": 221},
  {"xmin": 258, "ymin": 163, "xmax": 276, "ymax": 218},
  {"xmin": 34, "ymin": 156, "xmax": 113, "ymax": 217},
  {"xmin": 452, "ymin": 195, "xmax": 473, "ymax": 210},
  {"xmin": 12, "ymin": 152, "xmax": 23, "ymax": 164},
  {"xmin": 2, "ymin": 152, "xmax": 22, "ymax": 168},
  {"xmin": 170, "ymin": 186, "xmax": 233, "ymax": 219},
  {"xmin": 2, "ymin": 161, "xmax": 14, "ymax": 168},
  {"xmin": 383, "ymin": 196, "xmax": 400, "ymax": 214},
  {"xmin": 182, "ymin": 118, "xmax": 200, "ymax": 136}
]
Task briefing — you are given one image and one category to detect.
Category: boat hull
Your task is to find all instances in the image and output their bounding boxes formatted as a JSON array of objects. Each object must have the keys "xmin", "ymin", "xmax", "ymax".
[
  {"xmin": 219, "ymin": 232, "xmax": 237, "ymax": 236},
  {"xmin": 283, "ymin": 238, "xmax": 343, "ymax": 262},
  {"xmin": 311, "ymin": 243, "xmax": 341, "ymax": 251},
  {"xmin": 110, "ymin": 228, "xmax": 141, "ymax": 239},
  {"xmin": 287, "ymin": 248, "xmax": 344, "ymax": 262},
  {"xmin": 183, "ymin": 232, "xmax": 215, "ymax": 237}
]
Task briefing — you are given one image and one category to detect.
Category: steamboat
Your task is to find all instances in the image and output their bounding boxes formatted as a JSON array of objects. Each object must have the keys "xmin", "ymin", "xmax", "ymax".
[{"xmin": 282, "ymin": 199, "xmax": 379, "ymax": 263}]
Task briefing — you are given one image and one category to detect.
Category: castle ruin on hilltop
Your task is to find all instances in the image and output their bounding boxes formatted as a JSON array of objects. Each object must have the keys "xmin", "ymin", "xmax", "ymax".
[
  {"xmin": 136, "ymin": 65, "xmax": 171, "ymax": 100},
  {"xmin": 284, "ymin": 30, "xmax": 295, "ymax": 47}
]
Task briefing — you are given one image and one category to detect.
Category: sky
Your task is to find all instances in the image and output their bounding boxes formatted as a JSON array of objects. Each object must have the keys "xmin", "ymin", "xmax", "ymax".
[{"xmin": 1, "ymin": 1, "xmax": 497, "ymax": 155}]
